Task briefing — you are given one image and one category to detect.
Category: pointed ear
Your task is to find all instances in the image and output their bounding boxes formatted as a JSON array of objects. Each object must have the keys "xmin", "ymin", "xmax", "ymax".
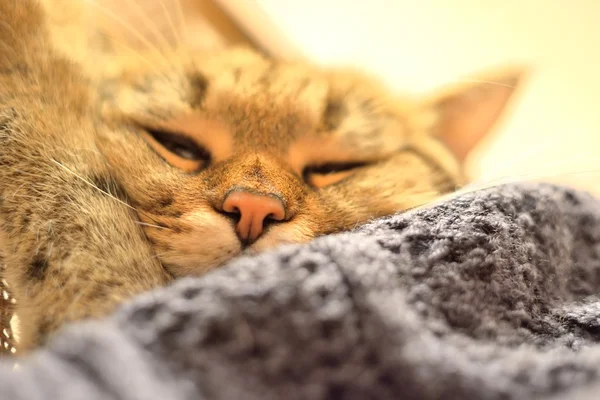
[{"xmin": 425, "ymin": 67, "xmax": 527, "ymax": 162}]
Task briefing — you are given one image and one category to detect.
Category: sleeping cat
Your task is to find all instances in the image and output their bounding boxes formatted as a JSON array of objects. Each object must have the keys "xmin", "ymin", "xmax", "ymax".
[{"xmin": 0, "ymin": 0, "xmax": 523, "ymax": 351}]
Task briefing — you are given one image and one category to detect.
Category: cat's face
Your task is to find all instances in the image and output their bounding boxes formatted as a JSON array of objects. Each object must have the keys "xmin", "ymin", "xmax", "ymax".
[{"xmin": 96, "ymin": 47, "xmax": 522, "ymax": 276}]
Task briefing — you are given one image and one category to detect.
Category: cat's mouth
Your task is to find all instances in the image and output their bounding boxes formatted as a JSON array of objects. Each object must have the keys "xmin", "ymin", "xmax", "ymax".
[
  {"xmin": 144, "ymin": 212, "xmax": 316, "ymax": 277},
  {"xmin": 156, "ymin": 236, "xmax": 292, "ymax": 277},
  {"xmin": 239, "ymin": 237, "xmax": 296, "ymax": 257}
]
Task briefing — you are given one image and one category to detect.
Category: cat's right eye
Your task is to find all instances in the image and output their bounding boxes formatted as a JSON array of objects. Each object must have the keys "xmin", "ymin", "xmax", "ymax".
[
  {"xmin": 303, "ymin": 161, "xmax": 368, "ymax": 188},
  {"xmin": 143, "ymin": 128, "xmax": 211, "ymax": 173}
]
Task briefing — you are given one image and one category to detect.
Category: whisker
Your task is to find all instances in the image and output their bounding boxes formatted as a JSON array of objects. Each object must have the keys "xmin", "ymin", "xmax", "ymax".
[
  {"xmin": 479, "ymin": 168, "xmax": 600, "ymax": 197},
  {"xmin": 158, "ymin": 0, "xmax": 184, "ymax": 50},
  {"xmin": 49, "ymin": 158, "xmax": 138, "ymax": 212},
  {"xmin": 134, "ymin": 221, "xmax": 173, "ymax": 231},
  {"xmin": 121, "ymin": 0, "xmax": 174, "ymax": 54},
  {"xmin": 86, "ymin": 1, "xmax": 171, "ymax": 67},
  {"xmin": 455, "ymin": 79, "xmax": 517, "ymax": 88},
  {"xmin": 50, "ymin": 159, "xmax": 178, "ymax": 228},
  {"xmin": 172, "ymin": 0, "xmax": 188, "ymax": 46},
  {"xmin": 480, "ymin": 168, "xmax": 600, "ymax": 188},
  {"xmin": 97, "ymin": 30, "xmax": 166, "ymax": 75},
  {"xmin": 466, "ymin": 154, "xmax": 600, "ymax": 192}
]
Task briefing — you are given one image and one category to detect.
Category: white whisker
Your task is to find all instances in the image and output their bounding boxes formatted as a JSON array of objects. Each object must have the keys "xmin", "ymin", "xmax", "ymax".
[
  {"xmin": 158, "ymin": 0, "xmax": 184, "ymax": 50},
  {"xmin": 466, "ymin": 154, "xmax": 600, "ymax": 193},
  {"xmin": 455, "ymin": 79, "xmax": 517, "ymax": 88},
  {"xmin": 49, "ymin": 158, "xmax": 137, "ymax": 211},
  {"xmin": 87, "ymin": 1, "xmax": 170, "ymax": 67},
  {"xmin": 97, "ymin": 30, "xmax": 166, "ymax": 75},
  {"xmin": 134, "ymin": 221, "xmax": 173, "ymax": 231},
  {"xmin": 121, "ymin": 0, "xmax": 174, "ymax": 55},
  {"xmin": 172, "ymin": 0, "xmax": 187, "ymax": 46}
]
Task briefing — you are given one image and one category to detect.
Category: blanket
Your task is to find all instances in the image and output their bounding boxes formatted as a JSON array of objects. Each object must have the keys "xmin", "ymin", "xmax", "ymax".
[{"xmin": 2, "ymin": 183, "xmax": 600, "ymax": 399}]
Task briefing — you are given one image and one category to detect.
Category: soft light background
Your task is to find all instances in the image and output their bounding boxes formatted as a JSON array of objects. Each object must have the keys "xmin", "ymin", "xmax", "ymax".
[{"xmin": 117, "ymin": 0, "xmax": 600, "ymax": 194}]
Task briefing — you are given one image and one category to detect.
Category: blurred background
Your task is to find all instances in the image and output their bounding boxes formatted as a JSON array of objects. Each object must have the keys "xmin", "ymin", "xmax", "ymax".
[{"xmin": 103, "ymin": 0, "xmax": 600, "ymax": 194}]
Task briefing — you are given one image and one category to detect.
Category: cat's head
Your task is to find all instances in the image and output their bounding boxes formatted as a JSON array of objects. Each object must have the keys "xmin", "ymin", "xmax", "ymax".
[{"xmin": 95, "ymin": 46, "xmax": 524, "ymax": 276}]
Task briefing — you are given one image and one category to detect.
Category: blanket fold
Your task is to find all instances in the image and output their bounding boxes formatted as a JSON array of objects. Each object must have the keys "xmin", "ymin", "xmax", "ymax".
[{"xmin": 2, "ymin": 183, "xmax": 600, "ymax": 399}]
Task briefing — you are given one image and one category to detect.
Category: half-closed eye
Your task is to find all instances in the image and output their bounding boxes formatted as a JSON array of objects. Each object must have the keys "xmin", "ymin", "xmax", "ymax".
[
  {"xmin": 143, "ymin": 128, "xmax": 212, "ymax": 173},
  {"xmin": 302, "ymin": 161, "xmax": 369, "ymax": 188}
]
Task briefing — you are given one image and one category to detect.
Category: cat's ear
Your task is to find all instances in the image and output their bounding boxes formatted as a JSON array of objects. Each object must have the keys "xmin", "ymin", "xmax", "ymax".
[{"xmin": 424, "ymin": 67, "xmax": 527, "ymax": 162}]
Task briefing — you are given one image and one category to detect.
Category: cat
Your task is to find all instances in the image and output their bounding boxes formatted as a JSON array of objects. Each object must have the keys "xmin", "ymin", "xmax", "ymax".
[{"xmin": 0, "ymin": 0, "xmax": 523, "ymax": 352}]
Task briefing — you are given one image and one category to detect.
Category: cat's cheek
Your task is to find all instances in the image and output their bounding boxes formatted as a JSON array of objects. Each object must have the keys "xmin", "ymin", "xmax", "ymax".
[
  {"xmin": 251, "ymin": 220, "xmax": 316, "ymax": 253},
  {"xmin": 156, "ymin": 209, "xmax": 241, "ymax": 277}
]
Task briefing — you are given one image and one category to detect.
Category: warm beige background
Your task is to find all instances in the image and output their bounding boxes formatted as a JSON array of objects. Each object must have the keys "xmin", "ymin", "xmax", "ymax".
[{"xmin": 214, "ymin": 0, "xmax": 600, "ymax": 194}]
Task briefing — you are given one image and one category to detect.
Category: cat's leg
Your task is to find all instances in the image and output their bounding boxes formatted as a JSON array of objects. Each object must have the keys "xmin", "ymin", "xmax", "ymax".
[{"xmin": 0, "ymin": 0, "xmax": 171, "ymax": 350}]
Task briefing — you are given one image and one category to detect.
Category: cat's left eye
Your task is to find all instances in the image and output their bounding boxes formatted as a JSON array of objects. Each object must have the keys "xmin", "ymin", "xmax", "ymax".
[
  {"xmin": 143, "ymin": 128, "xmax": 211, "ymax": 173},
  {"xmin": 302, "ymin": 161, "xmax": 368, "ymax": 188}
]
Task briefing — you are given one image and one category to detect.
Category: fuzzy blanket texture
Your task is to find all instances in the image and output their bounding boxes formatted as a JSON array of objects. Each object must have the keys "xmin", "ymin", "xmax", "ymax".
[{"xmin": 2, "ymin": 183, "xmax": 600, "ymax": 399}]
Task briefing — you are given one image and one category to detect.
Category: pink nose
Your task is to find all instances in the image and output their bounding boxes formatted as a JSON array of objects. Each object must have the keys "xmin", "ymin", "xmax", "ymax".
[{"xmin": 222, "ymin": 191, "xmax": 285, "ymax": 244}]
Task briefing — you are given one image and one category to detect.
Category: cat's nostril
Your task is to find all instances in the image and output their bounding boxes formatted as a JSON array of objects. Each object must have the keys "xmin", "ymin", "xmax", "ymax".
[
  {"xmin": 221, "ymin": 190, "xmax": 286, "ymax": 244},
  {"xmin": 223, "ymin": 210, "xmax": 241, "ymax": 224}
]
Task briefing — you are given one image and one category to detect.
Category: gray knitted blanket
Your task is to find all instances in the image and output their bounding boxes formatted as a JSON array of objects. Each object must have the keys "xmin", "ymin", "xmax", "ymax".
[{"xmin": 2, "ymin": 183, "xmax": 600, "ymax": 399}]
